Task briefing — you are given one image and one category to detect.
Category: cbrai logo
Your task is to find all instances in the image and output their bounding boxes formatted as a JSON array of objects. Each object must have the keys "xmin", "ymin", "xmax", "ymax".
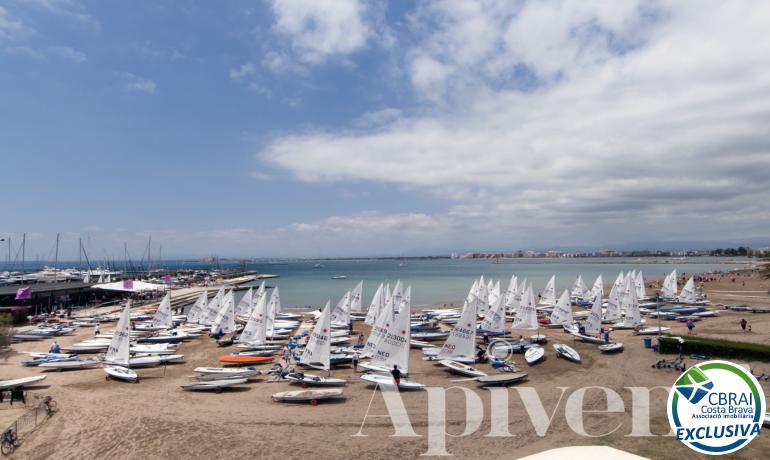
[{"xmin": 668, "ymin": 360, "xmax": 765, "ymax": 455}]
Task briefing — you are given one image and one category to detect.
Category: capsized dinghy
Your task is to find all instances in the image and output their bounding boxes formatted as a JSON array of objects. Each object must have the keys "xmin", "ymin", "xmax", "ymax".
[
  {"xmin": 475, "ymin": 373, "xmax": 528, "ymax": 387},
  {"xmin": 181, "ymin": 378, "xmax": 248, "ymax": 392},
  {"xmin": 598, "ymin": 342, "xmax": 624, "ymax": 353},
  {"xmin": 272, "ymin": 388, "xmax": 345, "ymax": 403},
  {"xmin": 438, "ymin": 359, "xmax": 487, "ymax": 377},
  {"xmin": 524, "ymin": 346, "xmax": 545, "ymax": 365},
  {"xmin": 553, "ymin": 344, "xmax": 581, "ymax": 363}
]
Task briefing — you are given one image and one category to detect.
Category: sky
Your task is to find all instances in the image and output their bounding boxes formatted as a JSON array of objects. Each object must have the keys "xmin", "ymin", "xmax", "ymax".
[{"xmin": 1, "ymin": 0, "xmax": 770, "ymax": 260}]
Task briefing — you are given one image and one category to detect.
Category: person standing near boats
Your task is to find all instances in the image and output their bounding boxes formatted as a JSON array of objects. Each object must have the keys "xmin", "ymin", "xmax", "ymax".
[
  {"xmin": 686, "ymin": 319, "xmax": 695, "ymax": 335},
  {"xmin": 49, "ymin": 341, "xmax": 60, "ymax": 354},
  {"xmin": 352, "ymin": 351, "xmax": 359, "ymax": 372},
  {"xmin": 94, "ymin": 324, "xmax": 100, "ymax": 336},
  {"xmin": 391, "ymin": 365, "xmax": 401, "ymax": 387}
]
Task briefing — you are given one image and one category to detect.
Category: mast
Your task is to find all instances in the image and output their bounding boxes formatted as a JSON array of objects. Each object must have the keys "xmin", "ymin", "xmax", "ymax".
[
  {"xmin": 53, "ymin": 232, "xmax": 60, "ymax": 283},
  {"xmin": 21, "ymin": 233, "xmax": 26, "ymax": 280}
]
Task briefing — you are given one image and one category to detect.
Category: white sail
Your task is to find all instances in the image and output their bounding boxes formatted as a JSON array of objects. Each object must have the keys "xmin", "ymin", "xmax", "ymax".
[
  {"xmin": 210, "ymin": 290, "xmax": 236, "ymax": 334},
  {"xmin": 479, "ymin": 290, "xmax": 506, "ymax": 333},
  {"xmin": 571, "ymin": 275, "xmax": 589, "ymax": 299},
  {"xmin": 369, "ymin": 289, "xmax": 411, "ymax": 373},
  {"xmin": 488, "ymin": 280, "xmax": 501, "ymax": 308},
  {"xmin": 584, "ymin": 293, "xmax": 603, "ymax": 335},
  {"xmin": 362, "ymin": 288, "xmax": 396, "ymax": 358},
  {"xmin": 266, "ymin": 287, "xmax": 281, "ymax": 324},
  {"xmin": 539, "ymin": 275, "xmax": 556, "ymax": 305},
  {"xmin": 105, "ymin": 301, "xmax": 132, "ymax": 367},
  {"xmin": 390, "ymin": 280, "xmax": 403, "ymax": 313},
  {"xmin": 201, "ymin": 287, "xmax": 224, "ymax": 325},
  {"xmin": 151, "ymin": 292, "xmax": 173, "ymax": 329},
  {"xmin": 476, "ymin": 277, "xmax": 489, "ymax": 315},
  {"xmin": 635, "ymin": 271, "xmax": 646, "ymax": 299},
  {"xmin": 235, "ymin": 287, "xmax": 253, "ymax": 317},
  {"xmin": 504, "ymin": 274, "xmax": 518, "ymax": 304},
  {"xmin": 400, "ymin": 285, "xmax": 411, "ymax": 314},
  {"xmin": 186, "ymin": 291, "xmax": 208, "ymax": 324},
  {"xmin": 300, "ymin": 300, "xmax": 331, "ymax": 370},
  {"xmin": 83, "ymin": 273, "xmax": 90, "ymax": 283},
  {"xmin": 590, "ymin": 274, "xmax": 604, "ymax": 300},
  {"xmin": 250, "ymin": 281, "xmax": 266, "ymax": 315},
  {"xmin": 438, "ymin": 300, "xmax": 477, "ymax": 360},
  {"xmin": 621, "ymin": 274, "xmax": 634, "ymax": 314},
  {"xmin": 330, "ymin": 290, "xmax": 351, "ymax": 327},
  {"xmin": 240, "ymin": 290, "xmax": 268, "ymax": 343},
  {"xmin": 364, "ymin": 283, "xmax": 384, "ymax": 326},
  {"xmin": 349, "ymin": 281, "xmax": 364, "ymax": 313},
  {"xmin": 624, "ymin": 287, "xmax": 641, "ymax": 327},
  {"xmin": 605, "ymin": 281, "xmax": 621, "ymax": 321},
  {"xmin": 662, "ymin": 269, "xmax": 677, "ymax": 298},
  {"xmin": 549, "ymin": 289, "xmax": 573, "ymax": 326},
  {"xmin": 679, "ymin": 276, "xmax": 696, "ymax": 304},
  {"xmin": 466, "ymin": 279, "xmax": 479, "ymax": 304},
  {"xmin": 512, "ymin": 284, "xmax": 538, "ymax": 330}
]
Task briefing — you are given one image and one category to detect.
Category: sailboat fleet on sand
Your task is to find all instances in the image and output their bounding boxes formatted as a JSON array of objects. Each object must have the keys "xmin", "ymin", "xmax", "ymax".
[{"xmin": 6, "ymin": 267, "xmax": 719, "ymax": 404}]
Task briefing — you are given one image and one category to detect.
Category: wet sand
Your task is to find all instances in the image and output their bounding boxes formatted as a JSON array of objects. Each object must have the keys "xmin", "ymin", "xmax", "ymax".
[{"xmin": 2, "ymin": 272, "xmax": 769, "ymax": 459}]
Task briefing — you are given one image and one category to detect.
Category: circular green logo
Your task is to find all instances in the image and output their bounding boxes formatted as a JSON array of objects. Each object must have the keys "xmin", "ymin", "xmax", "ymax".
[{"xmin": 667, "ymin": 360, "xmax": 765, "ymax": 455}]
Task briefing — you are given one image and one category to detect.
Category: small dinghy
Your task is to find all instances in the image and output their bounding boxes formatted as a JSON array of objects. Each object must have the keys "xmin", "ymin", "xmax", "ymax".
[
  {"xmin": 193, "ymin": 366, "xmax": 260, "ymax": 377},
  {"xmin": 553, "ymin": 344, "xmax": 581, "ymax": 363},
  {"xmin": 598, "ymin": 342, "xmax": 624, "ymax": 353},
  {"xmin": 410, "ymin": 339, "xmax": 435, "ymax": 349},
  {"xmin": 181, "ymin": 378, "xmax": 248, "ymax": 393},
  {"xmin": 156, "ymin": 354, "xmax": 185, "ymax": 364},
  {"xmin": 39, "ymin": 359, "xmax": 100, "ymax": 371},
  {"xmin": 22, "ymin": 354, "xmax": 78, "ymax": 367},
  {"xmin": 412, "ymin": 331, "xmax": 450, "ymax": 341},
  {"xmin": 530, "ymin": 334, "xmax": 547, "ymax": 344},
  {"xmin": 0, "ymin": 376, "xmax": 47, "ymax": 390},
  {"xmin": 438, "ymin": 359, "xmax": 487, "ymax": 377},
  {"xmin": 127, "ymin": 355, "xmax": 164, "ymax": 368},
  {"xmin": 692, "ymin": 311, "xmax": 719, "ymax": 318},
  {"xmin": 634, "ymin": 326, "xmax": 671, "ymax": 335},
  {"xmin": 285, "ymin": 372, "xmax": 347, "ymax": 387},
  {"xmin": 272, "ymin": 388, "xmax": 345, "ymax": 404},
  {"xmin": 524, "ymin": 346, "xmax": 545, "ymax": 365},
  {"xmin": 358, "ymin": 362, "xmax": 411, "ymax": 376},
  {"xmin": 570, "ymin": 332, "xmax": 606, "ymax": 345},
  {"xmin": 218, "ymin": 355, "xmax": 274, "ymax": 365},
  {"xmin": 475, "ymin": 373, "xmax": 528, "ymax": 387},
  {"xmin": 360, "ymin": 373, "xmax": 425, "ymax": 390},
  {"xmin": 104, "ymin": 366, "xmax": 138, "ymax": 383}
]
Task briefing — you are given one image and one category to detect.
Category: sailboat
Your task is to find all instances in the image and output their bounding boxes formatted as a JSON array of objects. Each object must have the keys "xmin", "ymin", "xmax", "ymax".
[
  {"xmin": 362, "ymin": 281, "xmax": 399, "ymax": 358},
  {"xmin": 479, "ymin": 292, "xmax": 506, "ymax": 336},
  {"xmin": 539, "ymin": 276, "xmax": 557, "ymax": 306},
  {"xmin": 361, "ymin": 288, "xmax": 424, "ymax": 390},
  {"xmin": 293, "ymin": 301, "xmax": 347, "ymax": 386},
  {"xmin": 661, "ymin": 269, "xmax": 677, "ymax": 299},
  {"xmin": 234, "ymin": 287, "xmax": 253, "ymax": 317},
  {"xmin": 364, "ymin": 283, "xmax": 385, "ymax": 326},
  {"xmin": 437, "ymin": 300, "xmax": 478, "ymax": 365},
  {"xmin": 590, "ymin": 275, "xmax": 603, "ymax": 301},
  {"xmin": 201, "ymin": 287, "xmax": 225, "ymax": 326},
  {"xmin": 679, "ymin": 276, "xmax": 696, "ymax": 304},
  {"xmin": 548, "ymin": 290, "xmax": 573, "ymax": 328},
  {"xmin": 186, "ymin": 291, "xmax": 208, "ymax": 324},
  {"xmin": 513, "ymin": 284, "xmax": 546, "ymax": 343},
  {"xmin": 210, "ymin": 290, "xmax": 236, "ymax": 335},
  {"xmin": 330, "ymin": 290, "xmax": 351, "ymax": 328},
  {"xmin": 104, "ymin": 302, "xmax": 139, "ymax": 383},
  {"xmin": 150, "ymin": 292, "xmax": 173, "ymax": 329}
]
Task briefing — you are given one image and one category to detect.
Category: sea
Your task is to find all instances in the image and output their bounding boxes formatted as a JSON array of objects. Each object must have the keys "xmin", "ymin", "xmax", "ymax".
[
  {"xmin": 2, "ymin": 257, "xmax": 751, "ymax": 309},
  {"xmin": 235, "ymin": 257, "xmax": 749, "ymax": 309}
]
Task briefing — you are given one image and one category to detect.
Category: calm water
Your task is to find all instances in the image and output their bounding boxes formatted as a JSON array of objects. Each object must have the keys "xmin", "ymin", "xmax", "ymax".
[
  {"xmin": 2, "ymin": 257, "xmax": 750, "ymax": 308},
  {"xmin": 238, "ymin": 257, "xmax": 749, "ymax": 308}
]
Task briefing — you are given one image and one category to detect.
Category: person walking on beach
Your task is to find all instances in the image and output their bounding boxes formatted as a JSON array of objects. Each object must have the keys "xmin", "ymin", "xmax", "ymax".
[
  {"xmin": 686, "ymin": 319, "xmax": 695, "ymax": 335},
  {"xmin": 282, "ymin": 346, "xmax": 291, "ymax": 366},
  {"xmin": 352, "ymin": 351, "xmax": 359, "ymax": 372},
  {"xmin": 391, "ymin": 365, "xmax": 401, "ymax": 387},
  {"xmin": 741, "ymin": 318, "xmax": 747, "ymax": 331},
  {"xmin": 94, "ymin": 324, "xmax": 100, "ymax": 336}
]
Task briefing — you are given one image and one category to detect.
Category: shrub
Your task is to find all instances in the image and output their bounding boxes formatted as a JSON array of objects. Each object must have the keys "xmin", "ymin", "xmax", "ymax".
[{"xmin": 658, "ymin": 335, "xmax": 770, "ymax": 362}]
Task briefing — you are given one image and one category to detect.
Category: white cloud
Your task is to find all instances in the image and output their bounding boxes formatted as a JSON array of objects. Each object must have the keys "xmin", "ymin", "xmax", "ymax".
[
  {"xmin": 49, "ymin": 45, "xmax": 86, "ymax": 63},
  {"xmin": 269, "ymin": 0, "xmax": 372, "ymax": 65},
  {"xmin": 259, "ymin": 1, "xmax": 770, "ymax": 246},
  {"xmin": 120, "ymin": 72, "xmax": 156, "ymax": 94},
  {"xmin": 0, "ymin": 6, "xmax": 33, "ymax": 41},
  {"xmin": 16, "ymin": 0, "xmax": 100, "ymax": 31},
  {"xmin": 229, "ymin": 62, "xmax": 256, "ymax": 80}
]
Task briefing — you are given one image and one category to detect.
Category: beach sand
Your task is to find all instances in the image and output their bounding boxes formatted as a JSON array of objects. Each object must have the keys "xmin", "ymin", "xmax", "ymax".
[{"xmin": 2, "ymin": 272, "xmax": 769, "ymax": 459}]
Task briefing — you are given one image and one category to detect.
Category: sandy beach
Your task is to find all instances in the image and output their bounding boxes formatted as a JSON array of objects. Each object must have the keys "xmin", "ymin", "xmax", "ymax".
[{"xmin": 2, "ymin": 272, "xmax": 769, "ymax": 459}]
